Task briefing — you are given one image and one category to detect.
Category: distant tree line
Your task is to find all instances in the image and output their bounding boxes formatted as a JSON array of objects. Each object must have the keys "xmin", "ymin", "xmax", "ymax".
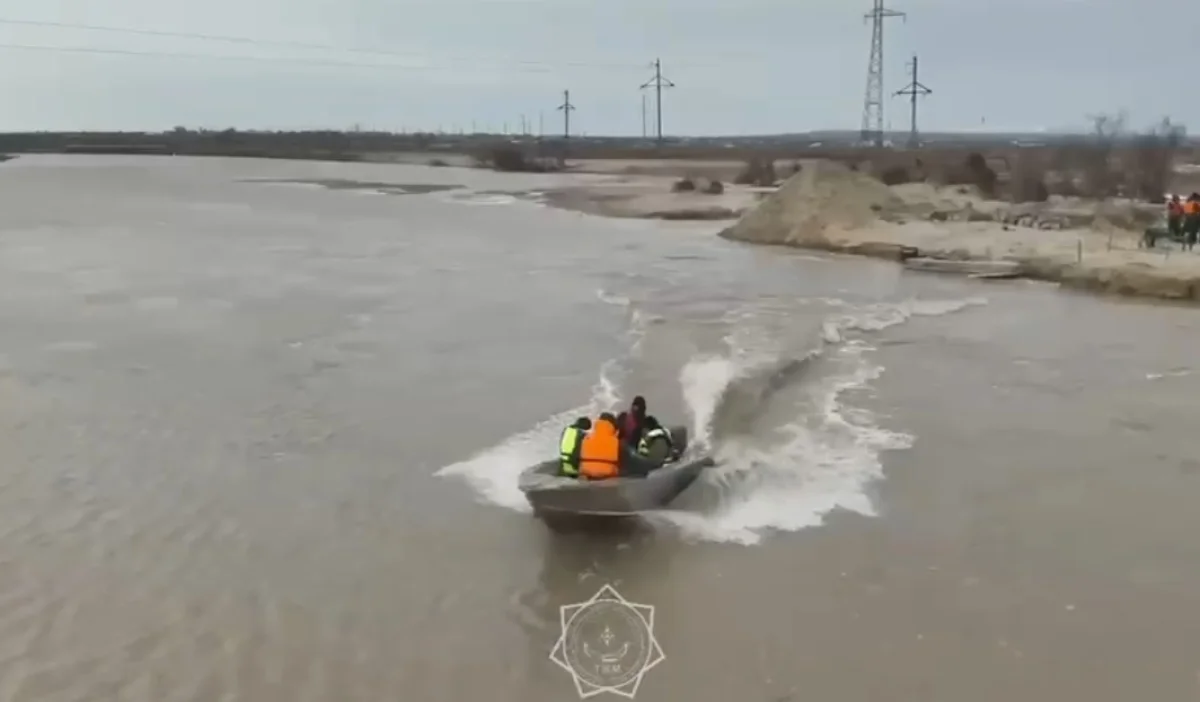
[
  {"xmin": 0, "ymin": 127, "xmax": 500, "ymax": 160},
  {"xmin": 865, "ymin": 114, "xmax": 1190, "ymax": 204}
]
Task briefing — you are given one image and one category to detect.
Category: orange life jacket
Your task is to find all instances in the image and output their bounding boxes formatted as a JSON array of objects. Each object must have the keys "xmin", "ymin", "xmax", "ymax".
[
  {"xmin": 579, "ymin": 418, "xmax": 621, "ymax": 480},
  {"xmin": 1186, "ymin": 201, "xmax": 1200, "ymax": 216}
]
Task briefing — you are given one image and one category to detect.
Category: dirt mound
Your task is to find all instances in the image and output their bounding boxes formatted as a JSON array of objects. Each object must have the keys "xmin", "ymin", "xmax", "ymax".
[{"xmin": 719, "ymin": 159, "xmax": 903, "ymax": 246}]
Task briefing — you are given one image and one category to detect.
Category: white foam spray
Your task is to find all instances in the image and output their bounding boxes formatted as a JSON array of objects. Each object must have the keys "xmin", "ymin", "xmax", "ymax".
[
  {"xmin": 435, "ymin": 289, "xmax": 642, "ymax": 508},
  {"xmin": 831, "ymin": 296, "xmax": 988, "ymax": 334},
  {"xmin": 656, "ymin": 296, "xmax": 980, "ymax": 543},
  {"xmin": 680, "ymin": 356, "xmax": 740, "ymax": 449},
  {"xmin": 654, "ymin": 352, "xmax": 913, "ymax": 545},
  {"xmin": 437, "ymin": 294, "xmax": 984, "ymax": 543}
]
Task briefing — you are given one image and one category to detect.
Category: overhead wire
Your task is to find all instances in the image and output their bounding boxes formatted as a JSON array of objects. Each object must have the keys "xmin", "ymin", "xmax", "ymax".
[
  {"xmin": 0, "ymin": 41, "xmax": 574, "ymax": 72},
  {"xmin": 0, "ymin": 17, "xmax": 659, "ymax": 71}
]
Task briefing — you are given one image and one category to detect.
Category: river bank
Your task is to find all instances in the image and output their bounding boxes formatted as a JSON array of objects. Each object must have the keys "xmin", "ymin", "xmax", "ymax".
[
  {"xmin": 726, "ymin": 160, "xmax": 1200, "ymax": 303},
  {"xmin": 537, "ymin": 178, "xmax": 764, "ymax": 221},
  {"xmin": 550, "ymin": 157, "xmax": 1199, "ymax": 305},
  {"xmin": 733, "ymin": 217, "xmax": 1200, "ymax": 301}
]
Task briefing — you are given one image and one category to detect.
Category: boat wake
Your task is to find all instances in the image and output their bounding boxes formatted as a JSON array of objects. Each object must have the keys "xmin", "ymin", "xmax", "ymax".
[{"xmin": 435, "ymin": 291, "xmax": 986, "ymax": 544}]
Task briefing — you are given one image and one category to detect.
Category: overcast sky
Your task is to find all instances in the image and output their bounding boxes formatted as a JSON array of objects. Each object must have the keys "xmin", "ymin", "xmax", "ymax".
[{"xmin": 0, "ymin": 0, "xmax": 1191, "ymax": 135}]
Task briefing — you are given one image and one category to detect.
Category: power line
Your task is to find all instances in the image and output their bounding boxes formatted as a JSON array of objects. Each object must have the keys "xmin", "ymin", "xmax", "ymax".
[
  {"xmin": 0, "ymin": 41, "xmax": 520, "ymax": 71},
  {"xmin": 894, "ymin": 54, "xmax": 931, "ymax": 148},
  {"xmin": 639, "ymin": 59, "xmax": 673, "ymax": 148},
  {"xmin": 0, "ymin": 40, "xmax": 668, "ymax": 74},
  {"xmin": 0, "ymin": 17, "xmax": 653, "ymax": 71},
  {"xmin": 0, "ymin": 18, "xmax": 367, "ymax": 52}
]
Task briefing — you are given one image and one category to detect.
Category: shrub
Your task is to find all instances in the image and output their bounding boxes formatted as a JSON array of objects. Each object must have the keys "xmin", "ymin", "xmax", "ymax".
[
  {"xmin": 879, "ymin": 165, "xmax": 914, "ymax": 186},
  {"xmin": 491, "ymin": 147, "xmax": 532, "ymax": 172},
  {"xmin": 1009, "ymin": 153, "xmax": 1050, "ymax": 203},
  {"xmin": 473, "ymin": 146, "xmax": 556, "ymax": 172},
  {"xmin": 733, "ymin": 157, "xmax": 777, "ymax": 186},
  {"xmin": 963, "ymin": 152, "xmax": 998, "ymax": 198}
]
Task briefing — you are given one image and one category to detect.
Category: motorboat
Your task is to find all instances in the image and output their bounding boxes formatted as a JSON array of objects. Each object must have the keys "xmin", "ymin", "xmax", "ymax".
[{"xmin": 518, "ymin": 426, "xmax": 714, "ymax": 518}]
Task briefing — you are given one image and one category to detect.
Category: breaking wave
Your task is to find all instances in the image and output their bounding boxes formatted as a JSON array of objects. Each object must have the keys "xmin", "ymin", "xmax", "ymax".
[{"xmin": 436, "ymin": 293, "xmax": 987, "ymax": 543}]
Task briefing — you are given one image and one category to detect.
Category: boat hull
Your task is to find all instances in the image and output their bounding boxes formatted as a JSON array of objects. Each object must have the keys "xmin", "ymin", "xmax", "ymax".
[{"xmin": 518, "ymin": 426, "xmax": 713, "ymax": 517}]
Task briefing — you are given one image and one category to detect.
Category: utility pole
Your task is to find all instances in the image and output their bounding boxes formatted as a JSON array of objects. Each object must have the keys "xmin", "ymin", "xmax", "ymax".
[
  {"xmin": 640, "ymin": 58, "xmax": 674, "ymax": 148},
  {"xmin": 556, "ymin": 89, "xmax": 575, "ymax": 161},
  {"xmin": 641, "ymin": 93, "xmax": 647, "ymax": 139},
  {"xmin": 894, "ymin": 54, "xmax": 931, "ymax": 149},
  {"xmin": 861, "ymin": 0, "xmax": 905, "ymax": 148}
]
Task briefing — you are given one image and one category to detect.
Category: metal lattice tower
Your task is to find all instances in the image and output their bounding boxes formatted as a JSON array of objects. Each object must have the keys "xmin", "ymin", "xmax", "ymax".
[
  {"xmin": 556, "ymin": 89, "xmax": 575, "ymax": 141},
  {"xmin": 860, "ymin": 0, "xmax": 905, "ymax": 147},
  {"xmin": 556, "ymin": 89, "xmax": 575, "ymax": 162},
  {"xmin": 894, "ymin": 55, "xmax": 931, "ymax": 149},
  {"xmin": 640, "ymin": 59, "xmax": 674, "ymax": 148}
]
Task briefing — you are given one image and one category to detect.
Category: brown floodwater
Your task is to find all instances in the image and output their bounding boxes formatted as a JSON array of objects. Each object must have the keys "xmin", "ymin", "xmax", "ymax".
[{"xmin": 0, "ymin": 154, "xmax": 1198, "ymax": 701}]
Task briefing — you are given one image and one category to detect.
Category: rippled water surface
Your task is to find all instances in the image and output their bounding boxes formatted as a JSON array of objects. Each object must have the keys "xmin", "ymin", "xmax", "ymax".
[{"xmin": 2, "ymin": 155, "xmax": 1200, "ymax": 701}]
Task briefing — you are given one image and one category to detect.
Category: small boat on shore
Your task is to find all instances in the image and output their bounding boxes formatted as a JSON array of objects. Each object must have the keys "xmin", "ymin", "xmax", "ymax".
[
  {"xmin": 518, "ymin": 426, "xmax": 714, "ymax": 518},
  {"xmin": 903, "ymin": 257, "xmax": 1022, "ymax": 277}
]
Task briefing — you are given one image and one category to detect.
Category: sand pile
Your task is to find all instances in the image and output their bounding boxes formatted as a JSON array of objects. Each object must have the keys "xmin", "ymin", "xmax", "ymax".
[{"xmin": 719, "ymin": 160, "xmax": 903, "ymax": 247}]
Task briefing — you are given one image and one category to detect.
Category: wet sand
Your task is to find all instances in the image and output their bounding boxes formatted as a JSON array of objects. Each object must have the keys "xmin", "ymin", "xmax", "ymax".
[{"xmin": 1, "ymin": 155, "xmax": 1199, "ymax": 700}]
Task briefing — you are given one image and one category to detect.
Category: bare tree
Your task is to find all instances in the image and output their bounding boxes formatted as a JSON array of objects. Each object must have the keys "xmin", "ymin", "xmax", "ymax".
[
  {"xmin": 1010, "ymin": 149, "xmax": 1050, "ymax": 203},
  {"xmin": 1128, "ymin": 117, "xmax": 1185, "ymax": 202},
  {"xmin": 1077, "ymin": 111, "xmax": 1127, "ymax": 198}
]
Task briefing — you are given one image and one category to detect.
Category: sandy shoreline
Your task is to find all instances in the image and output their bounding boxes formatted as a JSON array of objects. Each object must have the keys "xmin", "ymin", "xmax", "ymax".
[
  {"xmin": 758, "ymin": 219, "xmax": 1200, "ymax": 301},
  {"xmin": 529, "ymin": 159, "xmax": 1200, "ymax": 305},
  {"xmin": 538, "ymin": 179, "xmax": 764, "ymax": 221}
]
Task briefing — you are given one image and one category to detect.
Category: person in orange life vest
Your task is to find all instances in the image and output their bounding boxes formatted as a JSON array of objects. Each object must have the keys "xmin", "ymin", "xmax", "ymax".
[
  {"xmin": 1184, "ymin": 195, "xmax": 1200, "ymax": 251},
  {"xmin": 579, "ymin": 413, "xmax": 622, "ymax": 480},
  {"xmin": 1167, "ymin": 195, "xmax": 1184, "ymax": 239}
]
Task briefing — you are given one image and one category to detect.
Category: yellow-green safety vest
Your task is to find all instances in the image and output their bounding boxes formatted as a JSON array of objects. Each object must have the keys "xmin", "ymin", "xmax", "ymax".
[{"xmin": 559, "ymin": 426, "xmax": 582, "ymax": 476}]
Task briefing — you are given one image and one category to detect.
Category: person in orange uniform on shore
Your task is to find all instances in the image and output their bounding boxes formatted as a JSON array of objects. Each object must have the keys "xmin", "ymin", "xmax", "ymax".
[
  {"xmin": 1167, "ymin": 195, "xmax": 1184, "ymax": 240},
  {"xmin": 579, "ymin": 413, "xmax": 622, "ymax": 480},
  {"xmin": 1184, "ymin": 195, "xmax": 1200, "ymax": 251}
]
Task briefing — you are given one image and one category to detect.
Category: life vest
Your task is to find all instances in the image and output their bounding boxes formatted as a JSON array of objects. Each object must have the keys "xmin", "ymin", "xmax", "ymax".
[
  {"xmin": 1187, "ymin": 201, "xmax": 1200, "ymax": 216},
  {"xmin": 579, "ymin": 418, "xmax": 621, "ymax": 480},
  {"xmin": 637, "ymin": 427, "xmax": 672, "ymax": 456},
  {"xmin": 1168, "ymin": 200, "xmax": 1184, "ymax": 216},
  {"xmin": 559, "ymin": 426, "xmax": 583, "ymax": 476}
]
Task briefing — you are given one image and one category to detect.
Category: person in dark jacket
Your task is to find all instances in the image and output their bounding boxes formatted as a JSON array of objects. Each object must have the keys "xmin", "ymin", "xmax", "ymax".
[{"xmin": 616, "ymin": 396, "xmax": 647, "ymax": 447}]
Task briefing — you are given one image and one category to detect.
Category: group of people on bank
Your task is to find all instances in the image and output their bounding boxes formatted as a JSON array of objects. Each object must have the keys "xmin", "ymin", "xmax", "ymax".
[
  {"xmin": 557, "ymin": 396, "xmax": 678, "ymax": 480},
  {"xmin": 1166, "ymin": 194, "xmax": 1200, "ymax": 249}
]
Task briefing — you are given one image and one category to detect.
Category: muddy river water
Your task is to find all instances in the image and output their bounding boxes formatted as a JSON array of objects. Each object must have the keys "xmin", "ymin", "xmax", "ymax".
[{"xmin": 0, "ymin": 155, "xmax": 1198, "ymax": 701}]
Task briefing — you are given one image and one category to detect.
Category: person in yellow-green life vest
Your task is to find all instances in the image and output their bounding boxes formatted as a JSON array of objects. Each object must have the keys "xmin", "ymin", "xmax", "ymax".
[{"xmin": 559, "ymin": 417, "xmax": 592, "ymax": 477}]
